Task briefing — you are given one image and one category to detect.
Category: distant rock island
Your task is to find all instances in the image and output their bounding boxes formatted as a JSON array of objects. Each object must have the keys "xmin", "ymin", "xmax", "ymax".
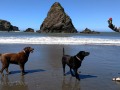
[
  {"xmin": 0, "ymin": 19, "xmax": 19, "ymax": 31},
  {"xmin": 37, "ymin": 2, "xmax": 77, "ymax": 33},
  {"xmin": 24, "ymin": 28, "xmax": 34, "ymax": 32},
  {"xmin": 80, "ymin": 28, "xmax": 100, "ymax": 34}
]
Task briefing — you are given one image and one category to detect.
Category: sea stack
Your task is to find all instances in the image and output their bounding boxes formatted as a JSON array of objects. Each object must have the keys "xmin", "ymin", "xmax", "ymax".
[
  {"xmin": 24, "ymin": 28, "xmax": 34, "ymax": 32},
  {"xmin": 38, "ymin": 2, "xmax": 77, "ymax": 33},
  {"xmin": 0, "ymin": 19, "xmax": 19, "ymax": 31}
]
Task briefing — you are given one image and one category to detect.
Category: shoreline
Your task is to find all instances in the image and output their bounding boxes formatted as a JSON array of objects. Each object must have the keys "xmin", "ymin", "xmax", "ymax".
[
  {"xmin": 0, "ymin": 43, "xmax": 120, "ymax": 47},
  {"xmin": 0, "ymin": 44, "xmax": 120, "ymax": 90}
]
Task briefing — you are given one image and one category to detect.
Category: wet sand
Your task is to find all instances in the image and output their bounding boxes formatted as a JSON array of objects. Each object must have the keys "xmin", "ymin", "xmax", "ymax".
[{"xmin": 0, "ymin": 44, "xmax": 120, "ymax": 90}]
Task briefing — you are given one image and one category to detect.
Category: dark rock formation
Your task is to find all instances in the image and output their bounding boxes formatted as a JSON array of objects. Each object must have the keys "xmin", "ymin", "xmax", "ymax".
[
  {"xmin": 0, "ymin": 19, "xmax": 11, "ymax": 31},
  {"xmin": 24, "ymin": 28, "xmax": 34, "ymax": 32},
  {"xmin": 38, "ymin": 2, "xmax": 77, "ymax": 33},
  {"xmin": 36, "ymin": 30, "xmax": 41, "ymax": 33},
  {"xmin": 0, "ymin": 19, "xmax": 19, "ymax": 31},
  {"xmin": 12, "ymin": 26, "xmax": 19, "ymax": 31},
  {"xmin": 80, "ymin": 28, "xmax": 100, "ymax": 34}
]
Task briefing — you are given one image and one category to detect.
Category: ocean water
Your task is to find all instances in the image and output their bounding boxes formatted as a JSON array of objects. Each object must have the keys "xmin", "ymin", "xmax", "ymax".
[
  {"xmin": 0, "ymin": 32, "xmax": 120, "ymax": 90},
  {"xmin": 0, "ymin": 32, "xmax": 120, "ymax": 45}
]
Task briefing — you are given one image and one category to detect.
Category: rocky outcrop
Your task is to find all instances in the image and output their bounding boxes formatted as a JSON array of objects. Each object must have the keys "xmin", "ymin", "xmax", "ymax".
[
  {"xmin": 24, "ymin": 28, "xmax": 34, "ymax": 32},
  {"xmin": 12, "ymin": 26, "xmax": 19, "ymax": 31},
  {"xmin": 80, "ymin": 28, "xmax": 100, "ymax": 34},
  {"xmin": 38, "ymin": 2, "xmax": 77, "ymax": 33},
  {"xmin": 0, "ymin": 19, "xmax": 19, "ymax": 31},
  {"xmin": 0, "ymin": 19, "xmax": 11, "ymax": 31}
]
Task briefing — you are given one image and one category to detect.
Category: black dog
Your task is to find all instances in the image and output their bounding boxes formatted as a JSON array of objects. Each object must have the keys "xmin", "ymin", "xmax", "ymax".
[{"xmin": 62, "ymin": 48, "xmax": 90, "ymax": 80}]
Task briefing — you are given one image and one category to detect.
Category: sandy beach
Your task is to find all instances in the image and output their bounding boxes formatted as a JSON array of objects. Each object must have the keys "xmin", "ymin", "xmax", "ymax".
[{"xmin": 0, "ymin": 44, "xmax": 120, "ymax": 90}]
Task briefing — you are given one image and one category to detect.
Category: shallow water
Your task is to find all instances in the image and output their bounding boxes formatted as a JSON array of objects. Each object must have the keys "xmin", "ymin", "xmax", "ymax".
[{"xmin": 0, "ymin": 44, "xmax": 120, "ymax": 90}]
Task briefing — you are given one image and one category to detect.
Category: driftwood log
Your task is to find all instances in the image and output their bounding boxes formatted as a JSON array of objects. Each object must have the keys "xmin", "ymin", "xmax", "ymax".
[{"xmin": 108, "ymin": 19, "xmax": 120, "ymax": 32}]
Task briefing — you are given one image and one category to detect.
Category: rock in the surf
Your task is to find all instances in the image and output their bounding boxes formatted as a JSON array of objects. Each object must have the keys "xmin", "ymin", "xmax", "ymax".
[{"xmin": 38, "ymin": 2, "xmax": 77, "ymax": 33}]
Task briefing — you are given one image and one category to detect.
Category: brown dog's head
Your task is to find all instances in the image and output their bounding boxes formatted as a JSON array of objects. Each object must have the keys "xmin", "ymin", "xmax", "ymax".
[{"xmin": 23, "ymin": 47, "xmax": 34, "ymax": 53}]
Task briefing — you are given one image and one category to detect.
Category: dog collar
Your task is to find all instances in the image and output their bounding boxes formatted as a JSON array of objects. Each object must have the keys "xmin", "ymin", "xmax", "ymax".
[
  {"xmin": 23, "ymin": 50, "xmax": 26, "ymax": 54},
  {"xmin": 76, "ymin": 56, "xmax": 81, "ymax": 61}
]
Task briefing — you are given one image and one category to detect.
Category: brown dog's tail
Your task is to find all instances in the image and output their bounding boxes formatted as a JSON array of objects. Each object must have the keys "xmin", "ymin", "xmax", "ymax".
[
  {"xmin": 0, "ymin": 54, "xmax": 2, "ymax": 60},
  {"xmin": 63, "ymin": 48, "xmax": 65, "ymax": 56}
]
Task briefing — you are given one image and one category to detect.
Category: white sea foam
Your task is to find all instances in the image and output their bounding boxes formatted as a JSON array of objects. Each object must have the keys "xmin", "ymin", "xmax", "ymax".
[{"xmin": 0, "ymin": 36, "xmax": 120, "ymax": 46}]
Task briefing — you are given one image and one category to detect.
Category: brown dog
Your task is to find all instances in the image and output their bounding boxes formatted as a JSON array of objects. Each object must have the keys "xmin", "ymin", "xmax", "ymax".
[{"xmin": 0, "ymin": 47, "xmax": 34, "ymax": 76}]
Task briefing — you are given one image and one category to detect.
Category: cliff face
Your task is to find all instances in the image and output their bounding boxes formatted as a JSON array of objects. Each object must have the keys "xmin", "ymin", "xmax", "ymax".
[
  {"xmin": 0, "ymin": 19, "xmax": 19, "ymax": 31},
  {"xmin": 38, "ymin": 2, "xmax": 77, "ymax": 33}
]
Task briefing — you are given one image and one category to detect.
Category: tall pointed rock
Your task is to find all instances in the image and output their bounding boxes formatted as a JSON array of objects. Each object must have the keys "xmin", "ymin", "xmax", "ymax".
[{"xmin": 39, "ymin": 2, "xmax": 77, "ymax": 33}]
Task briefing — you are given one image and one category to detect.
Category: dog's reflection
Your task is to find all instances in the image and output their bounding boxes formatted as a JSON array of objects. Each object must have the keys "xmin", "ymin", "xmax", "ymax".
[
  {"xmin": 0, "ymin": 75, "xmax": 28, "ymax": 90},
  {"xmin": 62, "ymin": 76, "xmax": 81, "ymax": 90}
]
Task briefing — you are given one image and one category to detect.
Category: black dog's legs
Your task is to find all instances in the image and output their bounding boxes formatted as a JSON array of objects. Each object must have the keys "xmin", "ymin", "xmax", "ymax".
[
  {"xmin": 74, "ymin": 69, "xmax": 80, "ymax": 80},
  {"xmin": 62, "ymin": 63, "xmax": 66, "ymax": 76},
  {"xmin": 70, "ymin": 68, "xmax": 74, "ymax": 76}
]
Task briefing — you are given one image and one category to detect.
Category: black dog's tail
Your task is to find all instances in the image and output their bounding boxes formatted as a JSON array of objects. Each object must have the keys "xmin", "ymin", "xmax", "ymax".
[{"xmin": 63, "ymin": 48, "xmax": 65, "ymax": 56}]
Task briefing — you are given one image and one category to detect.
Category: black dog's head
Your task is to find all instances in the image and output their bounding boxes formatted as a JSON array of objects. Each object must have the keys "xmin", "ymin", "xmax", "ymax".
[
  {"xmin": 76, "ymin": 51, "xmax": 90, "ymax": 60},
  {"xmin": 23, "ymin": 47, "xmax": 34, "ymax": 53}
]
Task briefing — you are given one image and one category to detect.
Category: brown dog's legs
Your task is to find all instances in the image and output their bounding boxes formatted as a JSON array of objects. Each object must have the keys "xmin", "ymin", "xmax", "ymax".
[
  {"xmin": 4, "ymin": 63, "xmax": 10, "ymax": 75},
  {"xmin": 0, "ymin": 65, "xmax": 6, "ymax": 76},
  {"xmin": 5, "ymin": 67, "xmax": 10, "ymax": 75},
  {"xmin": 0, "ymin": 62, "xmax": 10, "ymax": 76},
  {"xmin": 19, "ymin": 64, "xmax": 25, "ymax": 76}
]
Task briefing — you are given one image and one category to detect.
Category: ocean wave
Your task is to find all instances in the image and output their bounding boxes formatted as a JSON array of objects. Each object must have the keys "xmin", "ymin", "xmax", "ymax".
[{"xmin": 0, "ymin": 36, "xmax": 120, "ymax": 46}]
